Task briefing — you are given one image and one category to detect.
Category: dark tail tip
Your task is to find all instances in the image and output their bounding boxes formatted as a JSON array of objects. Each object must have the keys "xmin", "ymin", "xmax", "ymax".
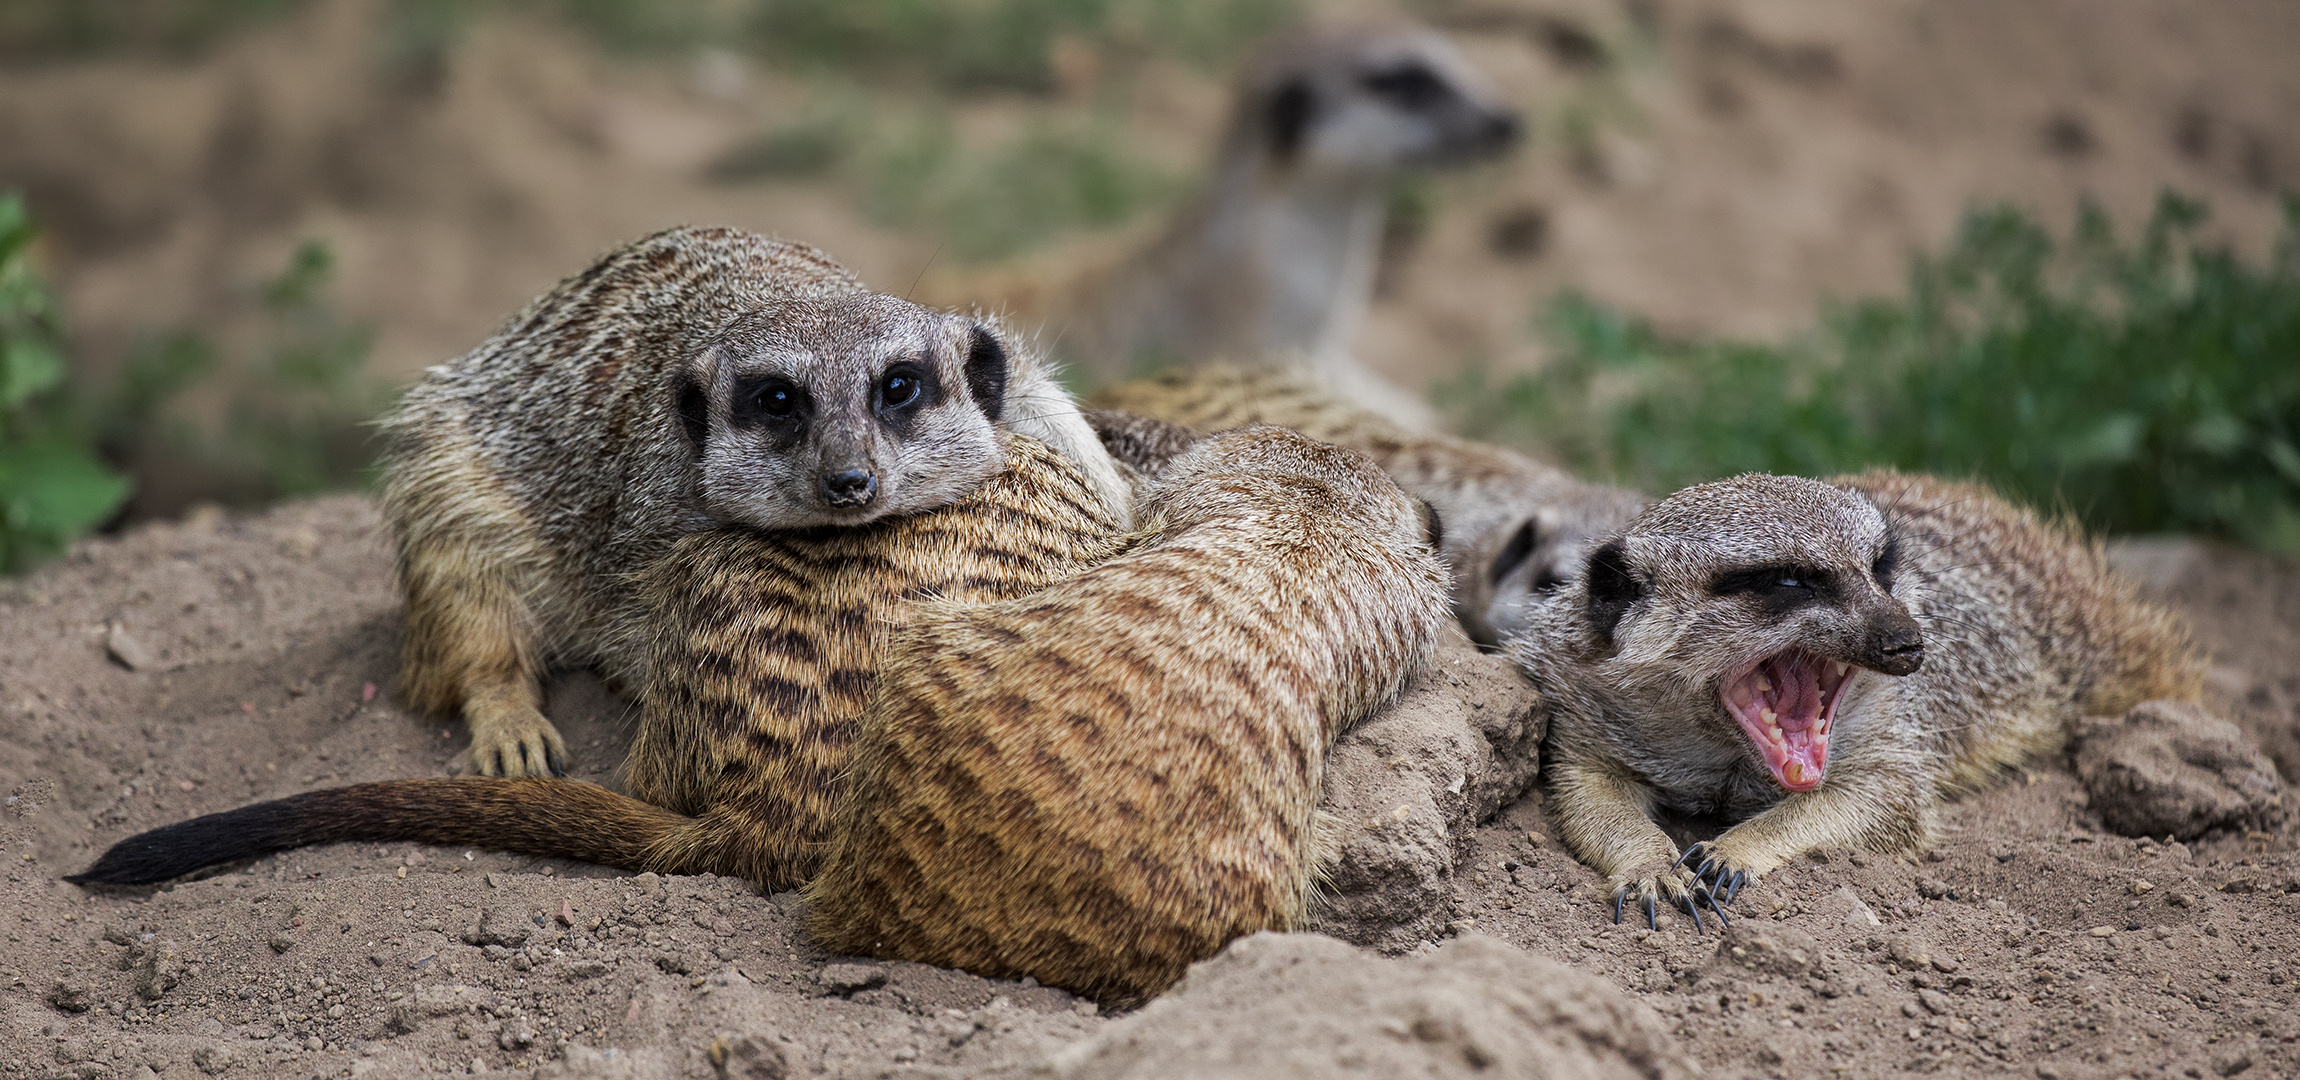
[{"xmin": 66, "ymin": 792, "xmax": 352, "ymax": 887}]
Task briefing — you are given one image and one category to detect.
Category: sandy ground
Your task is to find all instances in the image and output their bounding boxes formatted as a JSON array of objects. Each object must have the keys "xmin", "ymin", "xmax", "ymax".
[{"xmin": 0, "ymin": 490, "xmax": 2295, "ymax": 1079}]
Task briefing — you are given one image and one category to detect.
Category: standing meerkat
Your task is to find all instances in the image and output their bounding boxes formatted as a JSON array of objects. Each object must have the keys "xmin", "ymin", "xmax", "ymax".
[
  {"xmin": 383, "ymin": 227, "xmax": 1127, "ymax": 778},
  {"xmin": 936, "ymin": 20, "xmax": 1517, "ymax": 424},
  {"xmin": 1513, "ymin": 471, "xmax": 2203, "ymax": 927},
  {"xmin": 1093, "ymin": 363, "xmax": 1645, "ymax": 647},
  {"xmin": 806, "ymin": 425, "xmax": 1452, "ymax": 1005},
  {"xmin": 67, "ymin": 434, "xmax": 1126, "ymax": 888}
]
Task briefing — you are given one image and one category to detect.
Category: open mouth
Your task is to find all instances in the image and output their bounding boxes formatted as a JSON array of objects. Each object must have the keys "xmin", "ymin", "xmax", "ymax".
[{"xmin": 1719, "ymin": 648, "xmax": 1856, "ymax": 792}]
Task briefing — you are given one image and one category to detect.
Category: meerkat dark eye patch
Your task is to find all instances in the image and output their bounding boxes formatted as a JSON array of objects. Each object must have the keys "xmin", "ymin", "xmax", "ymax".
[
  {"xmin": 1711, "ymin": 563, "xmax": 1837, "ymax": 616},
  {"xmin": 1584, "ymin": 539, "xmax": 1641, "ymax": 643},
  {"xmin": 1489, "ymin": 519, "xmax": 1539, "ymax": 586},
  {"xmin": 732, "ymin": 375, "xmax": 811, "ymax": 445},
  {"xmin": 1363, "ymin": 63, "xmax": 1452, "ymax": 110},
  {"xmin": 1267, "ymin": 77, "xmax": 1315, "ymax": 161},
  {"xmin": 964, "ymin": 325, "xmax": 1007, "ymax": 421}
]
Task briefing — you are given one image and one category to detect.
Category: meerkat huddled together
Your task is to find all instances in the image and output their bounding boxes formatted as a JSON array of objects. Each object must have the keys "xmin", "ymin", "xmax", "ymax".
[
  {"xmin": 808, "ymin": 425, "xmax": 1449, "ymax": 1004},
  {"xmin": 1094, "ymin": 363, "xmax": 1645, "ymax": 646},
  {"xmin": 380, "ymin": 226, "xmax": 1127, "ymax": 778},
  {"xmin": 1514, "ymin": 471, "xmax": 2203, "ymax": 925},
  {"xmin": 72, "ymin": 426, "xmax": 1449, "ymax": 1003}
]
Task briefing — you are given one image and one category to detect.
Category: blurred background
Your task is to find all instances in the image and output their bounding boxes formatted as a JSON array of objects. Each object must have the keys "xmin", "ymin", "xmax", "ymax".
[{"xmin": 0, "ymin": 0, "xmax": 2295, "ymax": 573}]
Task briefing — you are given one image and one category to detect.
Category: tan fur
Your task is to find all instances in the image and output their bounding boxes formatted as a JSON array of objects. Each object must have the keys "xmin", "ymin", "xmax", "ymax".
[
  {"xmin": 806, "ymin": 426, "xmax": 1451, "ymax": 1005},
  {"xmin": 1094, "ymin": 364, "xmax": 1645, "ymax": 646},
  {"xmin": 623, "ymin": 434, "xmax": 1128, "ymax": 888},
  {"xmin": 1513, "ymin": 470, "xmax": 2204, "ymax": 924},
  {"xmin": 381, "ymin": 227, "xmax": 1125, "ymax": 778}
]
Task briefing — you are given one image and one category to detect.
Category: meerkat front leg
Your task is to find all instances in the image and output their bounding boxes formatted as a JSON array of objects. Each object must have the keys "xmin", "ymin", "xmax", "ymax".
[
  {"xmin": 1681, "ymin": 766, "xmax": 1935, "ymax": 903},
  {"xmin": 396, "ymin": 540, "xmax": 569, "ymax": 778},
  {"xmin": 1547, "ymin": 760, "xmax": 1726, "ymax": 929}
]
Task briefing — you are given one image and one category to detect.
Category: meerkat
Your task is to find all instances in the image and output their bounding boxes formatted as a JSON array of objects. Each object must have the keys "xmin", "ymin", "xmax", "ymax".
[
  {"xmin": 382, "ymin": 226, "xmax": 1128, "ymax": 779},
  {"xmin": 1093, "ymin": 363, "xmax": 1645, "ymax": 648},
  {"xmin": 1512, "ymin": 471, "xmax": 2203, "ymax": 927},
  {"xmin": 67, "ymin": 433, "xmax": 1126, "ymax": 888},
  {"xmin": 932, "ymin": 20, "xmax": 1517, "ymax": 424},
  {"xmin": 72, "ymin": 428, "xmax": 1452, "ymax": 1004},
  {"xmin": 805, "ymin": 425, "xmax": 1452, "ymax": 1005}
]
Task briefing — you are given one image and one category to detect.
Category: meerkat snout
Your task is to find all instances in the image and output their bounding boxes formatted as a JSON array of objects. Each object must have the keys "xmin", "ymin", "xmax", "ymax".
[{"xmin": 680, "ymin": 295, "xmax": 1013, "ymax": 528}]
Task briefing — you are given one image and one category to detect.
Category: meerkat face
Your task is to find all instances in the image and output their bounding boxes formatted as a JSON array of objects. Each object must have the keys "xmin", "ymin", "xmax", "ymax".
[
  {"xmin": 1577, "ymin": 475, "xmax": 1924, "ymax": 792},
  {"xmin": 1478, "ymin": 488, "xmax": 1651, "ymax": 646},
  {"xmin": 675, "ymin": 294, "xmax": 1010, "ymax": 529},
  {"xmin": 1253, "ymin": 24, "xmax": 1520, "ymax": 175}
]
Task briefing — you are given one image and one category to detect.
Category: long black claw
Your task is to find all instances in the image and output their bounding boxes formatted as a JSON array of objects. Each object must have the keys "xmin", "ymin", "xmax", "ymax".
[
  {"xmin": 1612, "ymin": 890, "xmax": 1626, "ymax": 924},
  {"xmin": 1673, "ymin": 846, "xmax": 1700, "ymax": 870},
  {"xmin": 1644, "ymin": 895, "xmax": 1658, "ymax": 930},
  {"xmin": 1685, "ymin": 893, "xmax": 1706, "ymax": 933},
  {"xmin": 1727, "ymin": 870, "xmax": 1749, "ymax": 904},
  {"xmin": 1695, "ymin": 856, "xmax": 1719, "ymax": 884},
  {"xmin": 547, "ymin": 746, "xmax": 570, "ymax": 778}
]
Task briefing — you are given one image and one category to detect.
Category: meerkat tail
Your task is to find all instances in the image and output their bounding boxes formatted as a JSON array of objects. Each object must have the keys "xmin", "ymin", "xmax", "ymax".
[{"xmin": 66, "ymin": 779, "xmax": 688, "ymax": 887}]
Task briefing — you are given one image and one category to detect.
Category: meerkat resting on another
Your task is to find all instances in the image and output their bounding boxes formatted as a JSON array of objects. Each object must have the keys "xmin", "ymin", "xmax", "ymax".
[
  {"xmin": 71, "ymin": 426, "xmax": 1452, "ymax": 1007},
  {"xmin": 382, "ymin": 227, "xmax": 1126, "ymax": 778},
  {"xmin": 1513, "ymin": 471, "xmax": 2202, "ymax": 928},
  {"xmin": 807, "ymin": 425, "xmax": 1451, "ymax": 1004},
  {"xmin": 1094, "ymin": 363, "xmax": 1645, "ymax": 647},
  {"xmin": 68, "ymin": 433, "xmax": 1125, "ymax": 888}
]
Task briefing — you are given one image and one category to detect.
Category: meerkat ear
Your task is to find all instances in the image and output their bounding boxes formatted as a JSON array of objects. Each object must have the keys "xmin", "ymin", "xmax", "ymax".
[
  {"xmin": 965, "ymin": 325, "xmax": 1008, "ymax": 422},
  {"xmin": 1268, "ymin": 77, "xmax": 1315, "ymax": 161},
  {"xmin": 1418, "ymin": 501, "xmax": 1445, "ymax": 553},
  {"xmin": 1489, "ymin": 518, "xmax": 1538, "ymax": 585},
  {"xmin": 1584, "ymin": 538, "xmax": 1642, "ymax": 643},
  {"xmin": 671, "ymin": 359, "xmax": 712, "ymax": 462}
]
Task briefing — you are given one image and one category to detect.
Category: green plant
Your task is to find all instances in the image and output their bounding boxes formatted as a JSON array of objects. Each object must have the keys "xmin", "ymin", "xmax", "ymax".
[
  {"xmin": 1441, "ymin": 192, "xmax": 2300, "ymax": 549},
  {"xmin": 108, "ymin": 239, "xmax": 387, "ymax": 505},
  {"xmin": 0, "ymin": 194, "xmax": 131, "ymax": 573},
  {"xmin": 859, "ymin": 112, "xmax": 1176, "ymax": 260}
]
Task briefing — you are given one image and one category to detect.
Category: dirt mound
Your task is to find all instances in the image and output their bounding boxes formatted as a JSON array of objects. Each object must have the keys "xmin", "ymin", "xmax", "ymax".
[
  {"xmin": 2073, "ymin": 700, "xmax": 2286, "ymax": 841},
  {"xmin": 1041, "ymin": 932, "xmax": 1688, "ymax": 1080}
]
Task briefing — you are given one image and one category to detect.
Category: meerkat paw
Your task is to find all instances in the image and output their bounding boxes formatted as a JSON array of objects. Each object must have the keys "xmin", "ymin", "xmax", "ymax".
[
  {"xmin": 1608, "ymin": 861, "xmax": 1729, "ymax": 932},
  {"xmin": 466, "ymin": 712, "xmax": 570, "ymax": 778},
  {"xmin": 1675, "ymin": 841, "xmax": 1759, "ymax": 908}
]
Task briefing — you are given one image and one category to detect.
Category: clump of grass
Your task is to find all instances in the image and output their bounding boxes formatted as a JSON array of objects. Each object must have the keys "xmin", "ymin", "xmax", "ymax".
[
  {"xmin": 105, "ymin": 239, "xmax": 388, "ymax": 508},
  {"xmin": 0, "ymin": 194, "xmax": 131, "ymax": 572},
  {"xmin": 1440, "ymin": 192, "xmax": 2300, "ymax": 549},
  {"xmin": 859, "ymin": 113, "xmax": 1177, "ymax": 260}
]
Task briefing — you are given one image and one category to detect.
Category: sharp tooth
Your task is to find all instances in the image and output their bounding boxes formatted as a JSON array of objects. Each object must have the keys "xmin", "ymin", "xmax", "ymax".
[
  {"xmin": 1832, "ymin": 660, "xmax": 1850, "ymax": 681},
  {"xmin": 1815, "ymin": 714, "xmax": 1831, "ymax": 735},
  {"xmin": 1786, "ymin": 761, "xmax": 1806, "ymax": 784},
  {"xmin": 1757, "ymin": 674, "xmax": 1773, "ymax": 694}
]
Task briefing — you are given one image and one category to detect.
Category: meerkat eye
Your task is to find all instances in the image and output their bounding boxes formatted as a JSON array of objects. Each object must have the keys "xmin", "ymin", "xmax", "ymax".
[
  {"xmin": 1777, "ymin": 573, "xmax": 1808, "ymax": 590},
  {"xmin": 1364, "ymin": 64, "xmax": 1450, "ymax": 110},
  {"xmin": 755, "ymin": 383, "xmax": 799, "ymax": 417},
  {"xmin": 879, "ymin": 367, "xmax": 924, "ymax": 411}
]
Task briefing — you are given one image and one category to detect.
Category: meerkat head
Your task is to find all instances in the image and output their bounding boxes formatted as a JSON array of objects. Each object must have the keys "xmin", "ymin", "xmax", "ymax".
[
  {"xmin": 674, "ymin": 293, "xmax": 1012, "ymax": 528},
  {"xmin": 1238, "ymin": 21, "xmax": 1520, "ymax": 177},
  {"xmin": 1571, "ymin": 474, "xmax": 1924, "ymax": 792},
  {"xmin": 1473, "ymin": 485, "xmax": 1651, "ymax": 647}
]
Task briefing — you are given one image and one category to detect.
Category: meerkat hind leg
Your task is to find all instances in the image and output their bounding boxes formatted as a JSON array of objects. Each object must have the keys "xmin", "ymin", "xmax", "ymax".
[{"xmin": 1547, "ymin": 763, "xmax": 1725, "ymax": 929}]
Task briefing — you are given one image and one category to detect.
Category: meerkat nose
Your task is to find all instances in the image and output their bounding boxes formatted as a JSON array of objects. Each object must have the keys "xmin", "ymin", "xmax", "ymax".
[{"xmin": 822, "ymin": 469, "xmax": 879, "ymax": 507}]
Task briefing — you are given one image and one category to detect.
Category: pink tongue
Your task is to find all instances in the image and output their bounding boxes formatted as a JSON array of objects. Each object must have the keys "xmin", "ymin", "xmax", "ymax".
[{"xmin": 1738, "ymin": 655, "xmax": 1827, "ymax": 791}]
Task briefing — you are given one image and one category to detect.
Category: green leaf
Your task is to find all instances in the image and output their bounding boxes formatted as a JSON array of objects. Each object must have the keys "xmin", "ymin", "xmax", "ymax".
[
  {"xmin": 0, "ymin": 439, "xmax": 131, "ymax": 573},
  {"xmin": 0, "ymin": 335, "xmax": 66, "ymax": 410}
]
